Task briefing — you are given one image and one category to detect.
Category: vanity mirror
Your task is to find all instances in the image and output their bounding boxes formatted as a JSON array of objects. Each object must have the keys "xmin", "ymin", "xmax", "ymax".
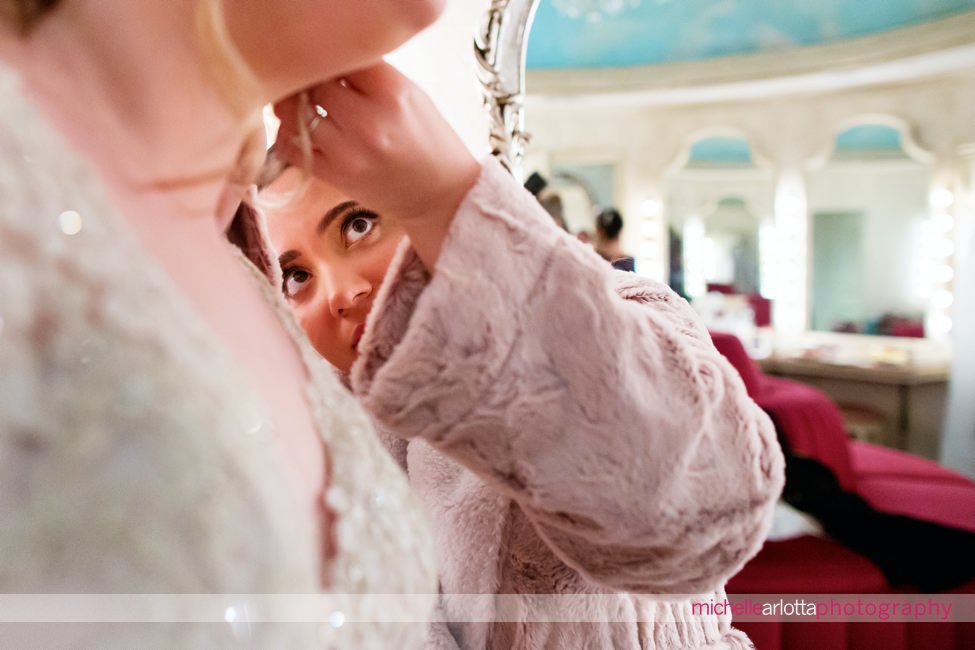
[
  {"xmin": 806, "ymin": 120, "xmax": 937, "ymax": 338},
  {"xmin": 477, "ymin": 0, "xmax": 974, "ymax": 340},
  {"xmin": 665, "ymin": 133, "xmax": 773, "ymax": 301}
]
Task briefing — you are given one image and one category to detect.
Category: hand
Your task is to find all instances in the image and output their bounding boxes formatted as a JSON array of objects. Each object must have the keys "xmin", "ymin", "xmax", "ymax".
[{"xmin": 273, "ymin": 62, "xmax": 482, "ymax": 270}]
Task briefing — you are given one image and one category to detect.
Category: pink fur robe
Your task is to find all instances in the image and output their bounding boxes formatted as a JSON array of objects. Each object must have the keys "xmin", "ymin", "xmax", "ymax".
[{"xmin": 350, "ymin": 159, "xmax": 785, "ymax": 649}]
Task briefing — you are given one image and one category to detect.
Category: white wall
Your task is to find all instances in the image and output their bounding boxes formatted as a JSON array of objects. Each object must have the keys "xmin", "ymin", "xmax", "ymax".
[
  {"xmin": 807, "ymin": 159, "xmax": 930, "ymax": 322},
  {"xmin": 388, "ymin": 1, "xmax": 491, "ymax": 158}
]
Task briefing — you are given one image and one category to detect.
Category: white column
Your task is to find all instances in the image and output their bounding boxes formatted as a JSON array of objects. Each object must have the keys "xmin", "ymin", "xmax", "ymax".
[{"xmin": 771, "ymin": 169, "xmax": 809, "ymax": 337}]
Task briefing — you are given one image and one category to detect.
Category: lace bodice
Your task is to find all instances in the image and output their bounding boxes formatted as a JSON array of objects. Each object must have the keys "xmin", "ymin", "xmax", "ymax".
[{"xmin": 0, "ymin": 68, "xmax": 435, "ymax": 648}]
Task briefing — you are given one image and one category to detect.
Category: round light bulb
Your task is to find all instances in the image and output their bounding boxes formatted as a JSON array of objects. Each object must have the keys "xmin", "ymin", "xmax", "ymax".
[{"xmin": 930, "ymin": 189, "xmax": 954, "ymax": 209}]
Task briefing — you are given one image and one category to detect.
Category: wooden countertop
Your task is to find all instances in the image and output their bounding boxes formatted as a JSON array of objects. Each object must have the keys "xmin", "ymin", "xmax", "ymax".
[{"xmin": 758, "ymin": 354, "xmax": 951, "ymax": 385}]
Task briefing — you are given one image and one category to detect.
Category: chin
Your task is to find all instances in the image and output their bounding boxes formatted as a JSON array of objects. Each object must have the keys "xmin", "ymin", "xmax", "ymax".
[
  {"xmin": 326, "ymin": 349, "xmax": 356, "ymax": 375},
  {"xmin": 378, "ymin": 0, "xmax": 445, "ymax": 58},
  {"xmin": 409, "ymin": 0, "xmax": 446, "ymax": 32}
]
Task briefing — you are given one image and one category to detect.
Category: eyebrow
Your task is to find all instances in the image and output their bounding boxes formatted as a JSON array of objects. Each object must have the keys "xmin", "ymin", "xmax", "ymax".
[
  {"xmin": 277, "ymin": 201, "xmax": 363, "ymax": 268},
  {"xmin": 279, "ymin": 249, "xmax": 301, "ymax": 267},
  {"xmin": 317, "ymin": 200, "xmax": 360, "ymax": 236}
]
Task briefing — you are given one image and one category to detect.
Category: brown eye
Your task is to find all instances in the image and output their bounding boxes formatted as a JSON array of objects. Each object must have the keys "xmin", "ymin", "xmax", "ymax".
[
  {"xmin": 283, "ymin": 268, "xmax": 311, "ymax": 299},
  {"xmin": 344, "ymin": 215, "xmax": 376, "ymax": 244}
]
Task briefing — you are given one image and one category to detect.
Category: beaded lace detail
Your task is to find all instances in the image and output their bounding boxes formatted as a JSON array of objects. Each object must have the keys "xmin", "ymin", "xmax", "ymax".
[
  {"xmin": 233, "ymin": 248, "xmax": 439, "ymax": 648},
  {"xmin": 0, "ymin": 68, "xmax": 435, "ymax": 648}
]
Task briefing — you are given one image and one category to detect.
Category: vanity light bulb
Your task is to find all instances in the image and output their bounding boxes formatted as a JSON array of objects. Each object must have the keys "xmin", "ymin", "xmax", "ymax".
[
  {"xmin": 933, "ymin": 264, "xmax": 955, "ymax": 284},
  {"xmin": 931, "ymin": 213, "xmax": 955, "ymax": 232},
  {"xmin": 640, "ymin": 219, "xmax": 660, "ymax": 238},
  {"xmin": 928, "ymin": 312, "xmax": 952, "ymax": 336},
  {"xmin": 930, "ymin": 189, "xmax": 954, "ymax": 209},
  {"xmin": 933, "ymin": 289, "xmax": 954, "ymax": 309},
  {"xmin": 640, "ymin": 198, "xmax": 662, "ymax": 218},
  {"xmin": 938, "ymin": 239, "xmax": 956, "ymax": 258}
]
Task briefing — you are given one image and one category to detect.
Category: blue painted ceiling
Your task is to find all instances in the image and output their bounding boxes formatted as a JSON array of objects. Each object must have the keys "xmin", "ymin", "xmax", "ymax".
[
  {"xmin": 689, "ymin": 136, "xmax": 753, "ymax": 165},
  {"xmin": 835, "ymin": 125, "xmax": 903, "ymax": 153},
  {"xmin": 527, "ymin": 0, "xmax": 975, "ymax": 69}
]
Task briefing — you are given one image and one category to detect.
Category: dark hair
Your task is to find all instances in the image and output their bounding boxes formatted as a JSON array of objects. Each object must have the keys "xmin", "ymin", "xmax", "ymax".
[
  {"xmin": 596, "ymin": 207, "xmax": 624, "ymax": 240},
  {"xmin": 523, "ymin": 171, "xmax": 548, "ymax": 196},
  {"xmin": 3, "ymin": 0, "xmax": 61, "ymax": 33}
]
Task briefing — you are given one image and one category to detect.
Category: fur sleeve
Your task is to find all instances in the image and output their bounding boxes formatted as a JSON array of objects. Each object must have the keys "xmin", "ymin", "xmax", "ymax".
[{"xmin": 352, "ymin": 158, "xmax": 784, "ymax": 594}]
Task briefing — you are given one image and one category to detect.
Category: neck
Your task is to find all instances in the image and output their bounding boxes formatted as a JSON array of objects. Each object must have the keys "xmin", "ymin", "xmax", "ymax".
[
  {"xmin": 15, "ymin": 0, "xmax": 256, "ymax": 227},
  {"xmin": 598, "ymin": 239, "xmax": 625, "ymax": 259}
]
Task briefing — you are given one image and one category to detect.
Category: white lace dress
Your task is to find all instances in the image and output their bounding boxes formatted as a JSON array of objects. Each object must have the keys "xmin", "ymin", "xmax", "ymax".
[{"xmin": 0, "ymin": 68, "xmax": 436, "ymax": 649}]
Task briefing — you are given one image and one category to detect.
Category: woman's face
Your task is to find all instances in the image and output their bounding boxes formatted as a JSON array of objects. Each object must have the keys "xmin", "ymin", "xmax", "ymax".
[
  {"xmin": 264, "ymin": 168, "xmax": 406, "ymax": 373},
  {"xmin": 222, "ymin": 0, "xmax": 445, "ymax": 102}
]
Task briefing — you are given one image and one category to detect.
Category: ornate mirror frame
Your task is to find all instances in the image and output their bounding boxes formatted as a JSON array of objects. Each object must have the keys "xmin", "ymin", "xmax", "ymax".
[{"xmin": 474, "ymin": 0, "xmax": 540, "ymax": 181}]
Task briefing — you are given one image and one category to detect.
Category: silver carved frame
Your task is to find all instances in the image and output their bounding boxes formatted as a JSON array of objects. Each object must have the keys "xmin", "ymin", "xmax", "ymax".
[{"xmin": 474, "ymin": 0, "xmax": 540, "ymax": 181}]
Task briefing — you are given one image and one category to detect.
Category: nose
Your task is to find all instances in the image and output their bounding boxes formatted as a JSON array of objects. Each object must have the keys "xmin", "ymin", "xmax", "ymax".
[{"xmin": 323, "ymin": 267, "xmax": 371, "ymax": 318}]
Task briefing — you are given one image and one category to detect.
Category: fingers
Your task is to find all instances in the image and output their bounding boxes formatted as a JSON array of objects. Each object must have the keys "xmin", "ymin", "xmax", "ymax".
[
  {"xmin": 267, "ymin": 61, "xmax": 420, "ymax": 199},
  {"xmin": 275, "ymin": 88, "xmax": 343, "ymax": 150},
  {"xmin": 273, "ymin": 60, "xmax": 406, "ymax": 136},
  {"xmin": 277, "ymin": 82, "xmax": 362, "ymax": 141},
  {"xmin": 306, "ymin": 81, "xmax": 360, "ymax": 125},
  {"xmin": 273, "ymin": 128, "xmax": 335, "ymax": 182},
  {"xmin": 273, "ymin": 93, "xmax": 304, "ymax": 134},
  {"xmin": 272, "ymin": 101, "xmax": 336, "ymax": 176},
  {"xmin": 337, "ymin": 60, "xmax": 404, "ymax": 97}
]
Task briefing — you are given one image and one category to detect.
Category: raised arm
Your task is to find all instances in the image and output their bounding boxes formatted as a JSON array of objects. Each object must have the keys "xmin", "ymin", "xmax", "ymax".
[
  {"xmin": 273, "ymin": 62, "xmax": 785, "ymax": 595},
  {"xmin": 352, "ymin": 159, "xmax": 784, "ymax": 594}
]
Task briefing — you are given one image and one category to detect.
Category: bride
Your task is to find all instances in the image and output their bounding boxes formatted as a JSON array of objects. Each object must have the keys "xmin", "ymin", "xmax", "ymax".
[{"xmin": 0, "ymin": 0, "xmax": 444, "ymax": 646}]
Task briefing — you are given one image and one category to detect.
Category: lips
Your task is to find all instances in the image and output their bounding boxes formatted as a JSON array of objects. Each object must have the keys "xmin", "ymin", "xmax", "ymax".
[{"xmin": 351, "ymin": 323, "xmax": 365, "ymax": 350}]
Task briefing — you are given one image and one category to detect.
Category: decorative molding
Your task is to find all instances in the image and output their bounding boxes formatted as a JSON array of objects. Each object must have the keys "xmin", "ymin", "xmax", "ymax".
[
  {"xmin": 474, "ymin": 0, "xmax": 540, "ymax": 179},
  {"xmin": 666, "ymin": 126, "xmax": 774, "ymax": 176},
  {"xmin": 805, "ymin": 113, "xmax": 936, "ymax": 171},
  {"xmin": 526, "ymin": 11, "xmax": 975, "ymax": 107}
]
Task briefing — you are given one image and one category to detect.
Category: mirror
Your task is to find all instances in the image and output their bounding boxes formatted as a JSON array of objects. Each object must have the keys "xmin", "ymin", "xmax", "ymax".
[
  {"xmin": 477, "ymin": 0, "xmax": 967, "ymax": 341},
  {"xmin": 807, "ymin": 123, "xmax": 935, "ymax": 337},
  {"xmin": 666, "ymin": 134, "xmax": 773, "ymax": 302},
  {"xmin": 534, "ymin": 156, "xmax": 620, "ymax": 237},
  {"xmin": 474, "ymin": 0, "xmax": 540, "ymax": 180}
]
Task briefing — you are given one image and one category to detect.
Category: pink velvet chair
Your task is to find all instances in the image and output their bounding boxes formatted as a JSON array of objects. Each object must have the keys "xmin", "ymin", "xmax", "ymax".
[
  {"xmin": 746, "ymin": 293, "xmax": 772, "ymax": 327},
  {"xmin": 710, "ymin": 331, "xmax": 975, "ymax": 649}
]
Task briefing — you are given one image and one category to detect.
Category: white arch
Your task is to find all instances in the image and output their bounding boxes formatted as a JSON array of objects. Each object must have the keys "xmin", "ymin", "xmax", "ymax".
[
  {"xmin": 806, "ymin": 112, "xmax": 935, "ymax": 169},
  {"xmin": 666, "ymin": 126, "xmax": 774, "ymax": 176}
]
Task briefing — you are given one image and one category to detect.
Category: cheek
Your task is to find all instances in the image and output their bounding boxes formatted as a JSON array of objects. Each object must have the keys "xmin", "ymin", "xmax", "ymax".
[
  {"xmin": 365, "ymin": 234, "xmax": 407, "ymax": 284},
  {"xmin": 295, "ymin": 305, "xmax": 350, "ymax": 369}
]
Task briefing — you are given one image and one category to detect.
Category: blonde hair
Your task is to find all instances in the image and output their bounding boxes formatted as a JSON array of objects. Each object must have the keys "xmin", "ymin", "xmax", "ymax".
[
  {"xmin": 4, "ymin": 0, "xmax": 314, "ymax": 197},
  {"xmin": 194, "ymin": 0, "xmax": 267, "ymax": 186},
  {"xmin": 193, "ymin": 0, "xmax": 316, "ymax": 199}
]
